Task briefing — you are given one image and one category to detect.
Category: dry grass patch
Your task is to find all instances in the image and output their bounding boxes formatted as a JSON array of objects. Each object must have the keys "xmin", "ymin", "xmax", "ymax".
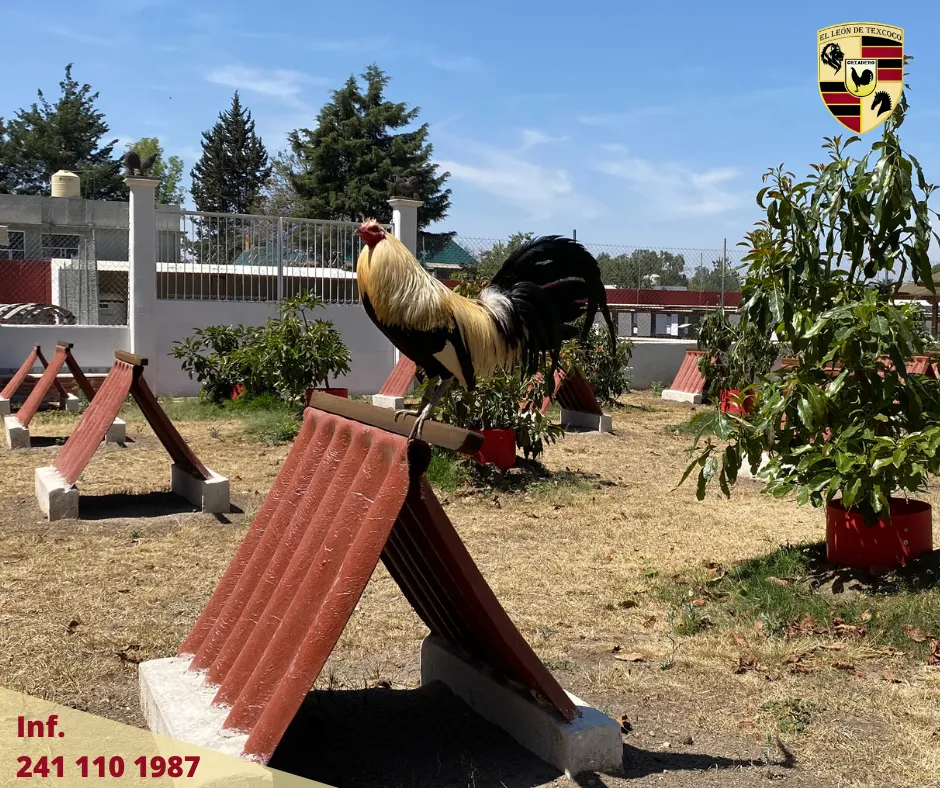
[{"xmin": 0, "ymin": 392, "xmax": 938, "ymax": 786}]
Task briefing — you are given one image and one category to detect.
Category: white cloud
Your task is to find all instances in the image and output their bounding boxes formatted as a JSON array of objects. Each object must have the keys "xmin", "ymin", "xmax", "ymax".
[
  {"xmin": 519, "ymin": 129, "xmax": 569, "ymax": 152},
  {"xmin": 436, "ymin": 131, "xmax": 601, "ymax": 222},
  {"xmin": 429, "ymin": 54, "xmax": 483, "ymax": 73},
  {"xmin": 578, "ymin": 106, "xmax": 676, "ymax": 126},
  {"xmin": 595, "ymin": 148, "xmax": 742, "ymax": 218},
  {"xmin": 204, "ymin": 66, "xmax": 327, "ymax": 110}
]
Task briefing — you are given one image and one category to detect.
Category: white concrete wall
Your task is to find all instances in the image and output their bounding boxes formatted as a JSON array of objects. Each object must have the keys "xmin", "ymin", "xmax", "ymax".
[
  {"xmin": 153, "ymin": 300, "xmax": 395, "ymax": 396},
  {"xmin": 627, "ymin": 338, "xmax": 698, "ymax": 390},
  {"xmin": 0, "ymin": 325, "xmax": 130, "ymax": 372}
]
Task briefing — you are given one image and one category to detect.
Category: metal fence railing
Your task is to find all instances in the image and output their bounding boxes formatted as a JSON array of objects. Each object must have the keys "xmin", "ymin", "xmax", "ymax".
[
  {"xmin": 0, "ymin": 224, "xmax": 130, "ymax": 325},
  {"xmin": 156, "ymin": 209, "xmax": 392, "ymax": 304}
]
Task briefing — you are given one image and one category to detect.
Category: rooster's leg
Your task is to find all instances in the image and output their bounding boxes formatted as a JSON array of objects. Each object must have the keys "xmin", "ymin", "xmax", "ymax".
[
  {"xmin": 393, "ymin": 377, "xmax": 439, "ymax": 424},
  {"xmin": 408, "ymin": 377, "xmax": 454, "ymax": 441}
]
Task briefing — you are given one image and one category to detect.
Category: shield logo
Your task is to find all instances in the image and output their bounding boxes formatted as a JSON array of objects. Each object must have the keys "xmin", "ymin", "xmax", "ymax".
[{"xmin": 818, "ymin": 23, "xmax": 904, "ymax": 133}]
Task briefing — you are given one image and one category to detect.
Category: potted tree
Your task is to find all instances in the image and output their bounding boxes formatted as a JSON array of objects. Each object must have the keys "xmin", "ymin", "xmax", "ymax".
[
  {"xmin": 695, "ymin": 309, "xmax": 777, "ymax": 416},
  {"xmin": 682, "ymin": 83, "xmax": 940, "ymax": 572}
]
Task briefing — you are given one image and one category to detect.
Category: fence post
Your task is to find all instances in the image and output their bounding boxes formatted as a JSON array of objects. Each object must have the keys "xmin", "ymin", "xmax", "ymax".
[
  {"xmin": 276, "ymin": 216, "xmax": 284, "ymax": 302},
  {"xmin": 388, "ymin": 198, "xmax": 423, "ymax": 255},
  {"xmin": 127, "ymin": 177, "xmax": 158, "ymax": 391}
]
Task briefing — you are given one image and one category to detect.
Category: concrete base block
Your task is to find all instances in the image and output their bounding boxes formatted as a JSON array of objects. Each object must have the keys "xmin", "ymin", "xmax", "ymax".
[
  {"xmin": 372, "ymin": 393, "xmax": 405, "ymax": 410},
  {"xmin": 420, "ymin": 635, "xmax": 623, "ymax": 778},
  {"xmin": 35, "ymin": 466, "xmax": 79, "ymax": 521},
  {"xmin": 661, "ymin": 389, "xmax": 702, "ymax": 404},
  {"xmin": 4, "ymin": 415, "xmax": 29, "ymax": 449},
  {"xmin": 63, "ymin": 393, "xmax": 81, "ymax": 412},
  {"xmin": 0, "ymin": 398, "xmax": 9, "ymax": 416},
  {"xmin": 171, "ymin": 465, "xmax": 230, "ymax": 513},
  {"xmin": 140, "ymin": 657, "xmax": 250, "ymax": 758},
  {"xmin": 560, "ymin": 408, "xmax": 613, "ymax": 433},
  {"xmin": 739, "ymin": 451, "xmax": 771, "ymax": 480},
  {"xmin": 140, "ymin": 657, "xmax": 278, "ymax": 788},
  {"xmin": 105, "ymin": 418, "xmax": 126, "ymax": 444}
]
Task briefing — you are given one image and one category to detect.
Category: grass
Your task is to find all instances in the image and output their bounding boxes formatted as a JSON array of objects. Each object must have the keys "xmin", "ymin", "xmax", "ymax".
[
  {"xmin": 5, "ymin": 390, "xmax": 940, "ymax": 787},
  {"xmin": 655, "ymin": 541, "xmax": 940, "ymax": 659}
]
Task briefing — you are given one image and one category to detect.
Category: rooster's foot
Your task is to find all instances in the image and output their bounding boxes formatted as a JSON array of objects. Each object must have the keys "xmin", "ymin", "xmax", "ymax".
[{"xmin": 393, "ymin": 409, "xmax": 420, "ymax": 423}]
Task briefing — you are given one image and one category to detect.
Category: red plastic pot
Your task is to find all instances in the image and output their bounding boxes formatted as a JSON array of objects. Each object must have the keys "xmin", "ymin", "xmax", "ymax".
[
  {"xmin": 305, "ymin": 387, "xmax": 349, "ymax": 405},
  {"xmin": 474, "ymin": 428, "xmax": 517, "ymax": 471},
  {"xmin": 826, "ymin": 497, "xmax": 933, "ymax": 571},
  {"xmin": 719, "ymin": 389, "xmax": 754, "ymax": 415},
  {"xmin": 231, "ymin": 384, "xmax": 246, "ymax": 400}
]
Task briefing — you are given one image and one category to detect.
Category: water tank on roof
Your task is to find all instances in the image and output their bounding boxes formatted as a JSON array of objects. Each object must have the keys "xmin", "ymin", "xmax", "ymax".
[{"xmin": 51, "ymin": 170, "xmax": 81, "ymax": 198}]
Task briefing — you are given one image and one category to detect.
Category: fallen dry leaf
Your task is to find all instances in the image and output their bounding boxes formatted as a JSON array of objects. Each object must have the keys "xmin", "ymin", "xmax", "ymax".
[
  {"xmin": 834, "ymin": 662, "xmax": 856, "ymax": 672},
  {"xmin": 822, "ymin": 642, "xmax": 846, "ymax": 651},
  {"xmin": 65, "ymin": 618, "xmax": 81, "ymax": 635},
  {"xmin": 927, "ymin": 640, "xmax": 940, "ymax": 666},
  {"xmin": 733, "ymin": 634, "xmax": 748, "ymax": 648},
  {"xmin": 834, "ymin": 623, "xmax": 867, "ymax": 638},
  {"xmin": 861, "ymin": 610, "xmax": 872, "ymax": 623},
  {"xmin": 115, "ymin": 644, "xmax": 142, "ymax": 664},
  {"xmin": 905, "ymin": 625, "xmax": 930, "ymax": 644},
  {"xmin": 734, "ymin": 655, "xmax": 762, "ymax": 674},
  {"xmin": 692, "ymin": 599, "xmax": 706, "ymax": 607},
  {"xmin": 766, "ymin": 576, "xmax": 789, "ymax": 586},
  {"xmin": 614, "ymin": 652, "xmax": 647, "ymax": 663},
  {"xmin": 737, "ymin": 718, "xmax": 758, "ymax": 729},
  {"xmin": 883, "ymin": 669, "xmax": 902, "ymax": 684}
]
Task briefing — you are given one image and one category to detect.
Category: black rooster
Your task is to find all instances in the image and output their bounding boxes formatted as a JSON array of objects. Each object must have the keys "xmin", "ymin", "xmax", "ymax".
[
  {"xmin": 850, "ymin": 67, "xmax": 874, "ymax": 92},
  {"xmin": 122, "ymin": 150, "xmax": 158, "ymax": 177}
]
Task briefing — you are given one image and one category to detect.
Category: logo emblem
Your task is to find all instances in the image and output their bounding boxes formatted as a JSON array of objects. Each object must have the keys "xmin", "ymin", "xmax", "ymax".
[{"xmin": 818, "ymin": 23, "xmax": 904, "ymax": 133}]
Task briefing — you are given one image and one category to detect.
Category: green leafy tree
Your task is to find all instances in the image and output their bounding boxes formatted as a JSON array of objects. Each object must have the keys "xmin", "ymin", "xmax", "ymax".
[
  {"xmin": 596, "ymin": 249, "xmax": 688, "ymax": 288},
  {"xmin": 1, "ymin": 64, "xmax": 122, "ymax": 198},
  {"xmin": 125, "ymin": 137, "xmax": 184, "ymax": 205},
  {"xmin": 0, "ymin": 117, "xmax": 12, "ymax": 193},
  {"xmin": 190, "ymin": 91, "xmax": 271, "ymax": 214},
  {"xmin": 288, "ymin": 64, "xmax": 450, "ymax": 229},
  {"xmin": 257, "ymin": 149, "xmax": 303, "ymax": 217},
  {"xmin": 472, "ymin": 232, "xmax": 534, "ymax": 281},
  {"xmin": 682, "ymin": 83, "xmax": 940, "ymax": 526},
  {"xmin": 689, "ymin": 259, "xmax": 742, "ymax": 292}
]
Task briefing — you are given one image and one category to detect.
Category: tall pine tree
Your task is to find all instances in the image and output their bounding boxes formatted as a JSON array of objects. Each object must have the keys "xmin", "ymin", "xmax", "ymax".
[
  {"xmin": 190, "ymin": 92, "xmax": 271, "ymax": 214},
  {"xmin": 0, "ymin": 64, "xmax": 123, "ymax": 199},
  {"xmin": 288, "ymin": 64, "xmax": 450, "ymax": 228}
]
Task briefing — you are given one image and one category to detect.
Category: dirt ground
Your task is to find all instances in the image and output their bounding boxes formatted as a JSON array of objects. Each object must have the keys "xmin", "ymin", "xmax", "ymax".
[{"xmin": 1, "ymin": 393, "xmax": 939, "ymax": 788}]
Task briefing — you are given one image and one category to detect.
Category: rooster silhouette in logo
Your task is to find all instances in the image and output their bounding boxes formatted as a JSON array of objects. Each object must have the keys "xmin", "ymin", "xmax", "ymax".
[{"xmin": 820, "ymin": 42, "xmax": 844, "ymax": 74}]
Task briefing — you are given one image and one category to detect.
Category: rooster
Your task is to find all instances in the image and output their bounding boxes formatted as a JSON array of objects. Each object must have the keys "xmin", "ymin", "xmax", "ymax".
[
  {"xmin": 354, "ymin": 220, "xmax": 616, "ymax": 439},
  {"xmin": 850, "ymin": 66, "xmax": 874, "ymax": 92}
]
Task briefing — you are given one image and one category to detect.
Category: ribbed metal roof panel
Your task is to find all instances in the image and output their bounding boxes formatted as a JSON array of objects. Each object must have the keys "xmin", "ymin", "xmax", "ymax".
[
  {"xmin": 378, "ymin": 355, "xmax": 418, "ymax": 397},
  {"xmin": 176, "ymin": 404, "xmax": 579, "ymax": 765},
  {"xmin": 668, "ymin": 349, "xmax": 709, "ymax": 395},
  {"xmin": 14, "ymin": 344, "xmax": 69, "ymax": 427},
  {"xmin": 0, "ymin": 345, "xmax": 42, "ymax": 400}
]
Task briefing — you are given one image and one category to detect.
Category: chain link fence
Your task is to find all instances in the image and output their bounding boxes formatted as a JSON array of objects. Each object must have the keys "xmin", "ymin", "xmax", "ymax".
[
  {"xmin": 0, "ymin": 224, "xmax": 130, "ymax": 325},
  {"xmin": 156, "ymin": 210, "xmax": 392, "ymax": 304}
]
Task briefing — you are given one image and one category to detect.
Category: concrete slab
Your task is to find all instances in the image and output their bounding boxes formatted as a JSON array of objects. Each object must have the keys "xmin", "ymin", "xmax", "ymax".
[
  {"xmin": 420, "ymin": 635, "xmax": 623, "ymax": 778},
  {"xmin": 4, "ymin": 415, "xmax": 29, "ymax": 449},
  {"xmin": 105, "ymin": 418, "xmax": 126, "ymax": 445},
  {"xmin": 661, "ymin": 389, "xmax": 702, "ymax": 405},
  {"xmin": 0, "ymin": 397, "xmax": 10, "ymax": 416},
  {"xmin": 139, "ymin": 657, "xmax": 250, "ymax": 759},
  {"xmin": 560, "ymin": 408, "xmax": 613, "ymax": 433},
  {"xmin": 372, "ymin": 394, "xmax": 405, "ymax": 410},
  {"xmin": 35, "ymin": 466, "xmax": 79, "ymax": 521},
  {"xmin": 171, "ymin": 465, "xmax": 230, "ymax": 513},
  {"xmin": 63, "ymin": 393, "xmax": 82, "ymax": 412}
]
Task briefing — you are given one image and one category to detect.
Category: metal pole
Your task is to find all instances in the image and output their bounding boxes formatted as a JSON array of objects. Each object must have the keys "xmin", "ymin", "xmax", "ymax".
[
  {"xmin": 572, "ymin": 229, "xmax": 577, "ymax": 241},
  {"xmin": 721, "ymin": 238, "xmax": 727, "ymax": 308},
  {"xmin": 276, "ymin": 216, "xmax": 284, "ymax": 302}
]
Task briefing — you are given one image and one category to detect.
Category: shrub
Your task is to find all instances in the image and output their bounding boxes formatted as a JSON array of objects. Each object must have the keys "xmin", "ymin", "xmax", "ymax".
[
  {"xmin": 562, "ymin": 324, "xmax": 633, "ymax": 404},
  {"xmin": 171, "ymin": 293, "xmax": 351, "ymax": 406},
  {"xmin": 418, "ymin": 369, "xmax": 564, "ymax": 461},
  {"xmin": 695, "ymin": 308, "xmax": 778, "ymax": 399}
]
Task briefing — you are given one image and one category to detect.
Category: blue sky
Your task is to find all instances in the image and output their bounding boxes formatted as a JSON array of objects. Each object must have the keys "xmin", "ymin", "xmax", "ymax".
[{"xmin": 3, "ymin": 1, "xmax": 940, "ymax": 253}]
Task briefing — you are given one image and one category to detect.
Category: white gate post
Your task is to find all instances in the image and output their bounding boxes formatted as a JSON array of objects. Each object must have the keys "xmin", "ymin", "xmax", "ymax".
[
  {"xmin": 127, "ymin": 177, "xmax": 158, "ymax": 390},
  {"xmin": 388, "ymin": 198, "xmax": 423, "ymax": 255},
  {"xmin": 387, "ymin": 198, "xmax": 423, "ymax": 366}
]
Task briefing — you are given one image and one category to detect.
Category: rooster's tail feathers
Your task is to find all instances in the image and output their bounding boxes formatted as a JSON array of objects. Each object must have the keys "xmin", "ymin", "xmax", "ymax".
[{"xmin": 483, "ymin": 235, "xmax": 617, "ymax": 374}]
